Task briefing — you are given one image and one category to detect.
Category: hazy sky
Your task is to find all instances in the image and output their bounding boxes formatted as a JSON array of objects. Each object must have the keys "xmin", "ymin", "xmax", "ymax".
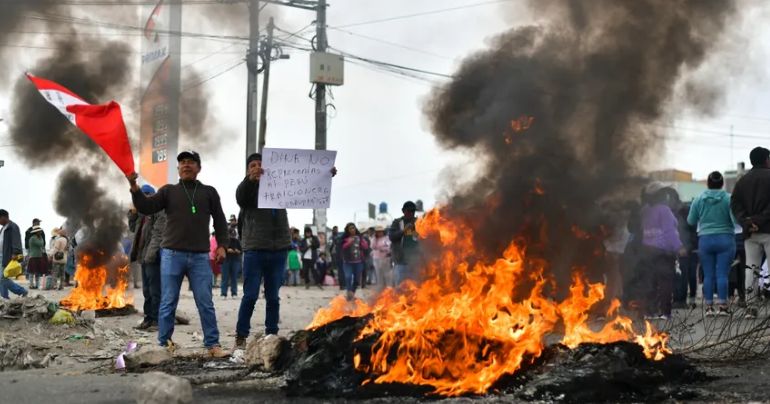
[{"xmin": 0, "ymin": 0, "xmax": 768, "ymax": 234}]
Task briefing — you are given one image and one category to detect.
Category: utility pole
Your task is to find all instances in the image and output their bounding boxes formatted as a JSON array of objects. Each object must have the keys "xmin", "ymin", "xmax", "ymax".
[
  {"xmin": 313, "ymin": 0, "xmax": 328, "ymax": 235},
  {"xmin": 245, "ymin": 0, "xmax": 260, "ymax": 162},
  {"xmin": 258, "ymin": 17, "xmax": 275, "ymax": 153},
  {"xmin": 315, "ymin": 0, "xmax": 327, "ymax": 152}
]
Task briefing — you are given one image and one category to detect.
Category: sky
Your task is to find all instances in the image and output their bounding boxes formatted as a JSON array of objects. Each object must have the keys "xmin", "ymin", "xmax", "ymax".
[{"xmin": 0, "ymin": 0, "xmax": 769, "ymax": 234}]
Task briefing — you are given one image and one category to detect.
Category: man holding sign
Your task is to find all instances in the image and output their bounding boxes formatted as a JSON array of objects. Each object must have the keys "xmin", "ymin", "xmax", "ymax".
[{"xmin": 234, "ymin": 150, "xmax": 336, "ymax": 348}]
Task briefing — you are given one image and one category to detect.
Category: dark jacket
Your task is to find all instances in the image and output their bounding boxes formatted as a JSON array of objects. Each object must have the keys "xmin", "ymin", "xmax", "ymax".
[
  {"xmin": 226, "ymin": 237, "xmax": 242, "ymax": 257},
  {"xmin": 389, "ymin": 216, "xmax": 419, "ymax": 265},
  {"xmin": 131, "ymin": 179, "xmax": 228, "ymax": 252},
  {"xmin": 236, "ymin": 176, "xmax": 292, "ymax": 251},
  {"xmin": 2, "ymin": 221, "xmax": 23, "ymax": 269},
  {"xmin": 731, "ymin": 167, "xmax": 770, "ymax": 236},
  {"xmin": 300, "ymin": 236, "xmax": 321, "ymax": 262},
  {"xmin": 128, "ymin": 210, "xmax": 167, "ymax": 264}
]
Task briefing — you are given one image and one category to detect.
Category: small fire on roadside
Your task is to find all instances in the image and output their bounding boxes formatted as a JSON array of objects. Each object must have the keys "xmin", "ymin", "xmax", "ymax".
[
  {"xmin": 60, "ymin": 253, "xmax": 133, "ymax": 311},
  {"xmin": 308, "ymin": 208, "xmax": 672, "ymax": 396}
]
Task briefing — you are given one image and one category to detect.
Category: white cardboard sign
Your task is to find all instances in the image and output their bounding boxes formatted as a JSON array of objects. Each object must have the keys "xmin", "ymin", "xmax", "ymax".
[{"xmin": 257, "ymin": 147, "xmax": 337, "ymax": 209}]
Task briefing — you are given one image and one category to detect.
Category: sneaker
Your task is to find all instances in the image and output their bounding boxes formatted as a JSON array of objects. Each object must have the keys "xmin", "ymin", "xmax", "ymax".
[
  {"xmin": 234, "ymin": 336, "xmax": 247, "ymax": 350},
  {"xmin": 745, "ymin": 307, "xmax": 758, "ymax": 319},
  {"xmin": 705, "ymin": 306, "xmax": 715, "ymax": 317},
  {"xmin": 658, "ymin": 314, "xmax": 671, "ymax": 320},
  {"xmin": 208, "ymin": 345, "xmax": 229, "ymax": 358},
  {"xmin": 717, "ymin": 306, "xmax": 731, "ymax": 317}
]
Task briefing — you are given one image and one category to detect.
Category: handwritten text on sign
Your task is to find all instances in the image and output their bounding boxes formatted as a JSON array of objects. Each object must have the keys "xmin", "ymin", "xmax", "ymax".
[{"xmin": 258, "ymin": 148, "xmax": 337, "ymax": 209}]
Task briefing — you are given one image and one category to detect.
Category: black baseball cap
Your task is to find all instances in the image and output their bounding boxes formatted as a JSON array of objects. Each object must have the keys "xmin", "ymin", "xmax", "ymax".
[
  {"xmin": 32, "ymin": 218, "xmax": 41, "ymax": 224},
  {"xmin": 402, "ymin": 201, "xmax": 417, "ymax": 211},
  {"xmin": 246, "ymin": 153, "xmax": 262, "ymax": 166},
  {"xmin": 177, "ymin": 150, "xmax": 201, "ymax": 164}
]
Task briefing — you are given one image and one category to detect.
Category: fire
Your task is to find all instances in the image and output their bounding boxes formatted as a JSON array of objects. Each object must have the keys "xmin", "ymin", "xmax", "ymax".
[
  {"xmin": 60, "ymin": 253, "xmax": 133, "ymax": 311},
  {"xmin": 308, "ymin": 208, "xmax": 671, "ymax": 396},
  {"xmin": 635, "ymin": 320, "xmax": 672, "ymax": 361},
  {"xmin": 307, "ymin": 295, "xmax": 372, "ymax": 330}
]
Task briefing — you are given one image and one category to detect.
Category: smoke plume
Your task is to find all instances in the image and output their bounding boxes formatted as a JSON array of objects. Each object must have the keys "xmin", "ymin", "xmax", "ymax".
[
  {"xmin": 55, "ymin": 168, "xmax": 126, "ymax": 267},
  {"xmin": 426, "ymin": 1, "xmax": 736, "ymax": 282}
]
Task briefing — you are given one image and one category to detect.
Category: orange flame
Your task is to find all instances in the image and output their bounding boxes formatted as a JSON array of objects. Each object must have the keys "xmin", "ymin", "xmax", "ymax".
[
  {"xmin": 60, "ymin": 253, "xmax": 133, "ymax": 311},
  {"xmin": 308, "ymin": 208, "xmax": 671, "ymax": 396}
]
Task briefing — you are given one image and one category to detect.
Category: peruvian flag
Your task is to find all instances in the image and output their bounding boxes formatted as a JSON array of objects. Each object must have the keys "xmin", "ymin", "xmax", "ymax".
[{"xmin": 26, "ymin": 73, "xmax": 135, "ymax": 176}]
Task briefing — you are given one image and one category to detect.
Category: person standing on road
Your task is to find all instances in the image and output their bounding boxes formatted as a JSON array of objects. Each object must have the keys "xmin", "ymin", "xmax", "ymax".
[
  {"xmin": 128, "ymin": 184, "xmax": 167, "ymax": 331},
  {"xmin": 389, "ymin": 201, "xmax": 421, "ymax": 286},
  {"xmin": 220, "ymin": 228, "xmax": 242, "ymax": 298},
  {"xmin": 0, "ymin": 209, "xmax": 28, "ymax": 299},
  {"xmin": 50, "ymin": 228, "xmax": 69, "ymax": 290},
  {"xmin": 26, "ymin": 227, "xmax": 48, "ymax": 289},
  {"xmin": 299, "ymin": 227, "xmax": 321, "ymax": 289},
  {"xmin": 731, "ymin": 146, "xmax": 770, "ymax": 318},
  {"xmin": 639, "ymin": 182, "xmax": 685, "ymax": 320},
  {"xmin": 341, "ymin": 222, "xmax": 369, "ymax": 301},
  {"xmin": 370, "ymin": 225, "xmax": 392, "ymax": 290},
  {"xmin": 234, "ymin": 153, "xmax": 293, "ymax": 348},
  {"xmin": 127, "ymin": 150, "xmax": 229, "ymax": 358},
  {"xmin": 687, "ymin": 172, "xmax": 737, "ymax": 317}
]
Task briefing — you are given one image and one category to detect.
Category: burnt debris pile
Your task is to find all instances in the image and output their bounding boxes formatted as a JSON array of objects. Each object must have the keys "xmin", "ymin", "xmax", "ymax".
[{"xmin": 285, "ymin": 316, "xmax": 706, "ymax": 402}]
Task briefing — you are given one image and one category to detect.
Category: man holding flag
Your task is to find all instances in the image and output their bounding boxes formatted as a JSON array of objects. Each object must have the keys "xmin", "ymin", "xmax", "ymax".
[
  {"xmin": 128, "ymin": 151, "xmax": 229, "ymax": 357},
  {"xmin": 26, "ymin": 74, "xmax": 228, "ymax": 355}
]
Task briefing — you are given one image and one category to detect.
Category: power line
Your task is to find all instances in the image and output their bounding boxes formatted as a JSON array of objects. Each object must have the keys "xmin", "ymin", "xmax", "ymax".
[
  {"xmin": 13, "ymin": 0, "xmax": 247, "ymax": 5},
  {"xmin": 333, "ymin": 0, "xmax": 514, "ymax": 28},
  {"xmin": 24, "ymin": 12, "xmax": 250, "ymax": 44},
  {"xmin": 328, "ymin": 26, "xmax": 453, "ymax": 61},
  {"xmin": 182, "ymin": 59, "xmax": 245, "ymax": 92}
]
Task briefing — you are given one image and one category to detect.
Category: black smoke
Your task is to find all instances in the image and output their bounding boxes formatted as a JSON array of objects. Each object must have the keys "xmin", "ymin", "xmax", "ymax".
[
  {"xmin": 426, "ymin": 1, "xmax": 735, "ymax": 283},
  {"xmin": 55, "ymin": 168, "xmax": 126, "ymax": 267}
]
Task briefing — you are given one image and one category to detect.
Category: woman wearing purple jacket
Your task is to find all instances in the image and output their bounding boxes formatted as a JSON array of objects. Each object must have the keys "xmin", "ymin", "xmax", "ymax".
[{"xmin": 639, "ymin": 182, "xmax": 685, "ymax": 320}]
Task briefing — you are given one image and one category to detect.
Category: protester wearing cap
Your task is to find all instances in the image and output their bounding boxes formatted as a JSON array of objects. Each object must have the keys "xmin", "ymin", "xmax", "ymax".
[
  {"xmin": 128, "ymin": 184, "xmax": 167, "ymax": 331},
  {"xmin": 389, "ymin": 201, "xmax": 422, "ymax": 285},
  {"xmin": 0, "ymin": 209, "xmax": 28, "ymax": 299},
  {"xmin": 126, "ymin": 150, "xmax": 229, "ymax": 358},
  {"xmin": 233, "ymin": 152, "xmax": 293, "ymax": 348}
]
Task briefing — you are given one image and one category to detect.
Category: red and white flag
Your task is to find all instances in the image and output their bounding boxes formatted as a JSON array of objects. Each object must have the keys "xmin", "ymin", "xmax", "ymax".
[{"xmin": 26, "ymin": 73, "xmax": 135, "ymax": 176}]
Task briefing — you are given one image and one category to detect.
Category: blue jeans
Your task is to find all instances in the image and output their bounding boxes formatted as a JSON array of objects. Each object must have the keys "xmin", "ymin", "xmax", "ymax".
[
  {"xmin": 236, "ymin": 250, "xmax": 288, "ymax": 336},
  {"xmin": 0, "ymin": 276, "xmax": 28, "ymax": 299},
  {"xmin": 220, "ymin": 255, "xmax": 242, "ymax": 297},
  {"xmin": 699, "ymin": 234, "xmax": 736, "ymax": 305},
  {"xmin": 343, "ymin": 262, "xmax": 364, "ymax": 293},
  {"xmin": 288, "ymin": 270, "xmax": 299, "ymax": 286},
  {"xmin": 159, "ymin": 249, "xmax": 220, "ymax": 348},
  {"xmin": 141, "ymin": 262, "xmax": 161, "ymax": 323}
]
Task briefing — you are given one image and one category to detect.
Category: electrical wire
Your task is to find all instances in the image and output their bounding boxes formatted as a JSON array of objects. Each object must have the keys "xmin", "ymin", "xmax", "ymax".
[
  {"xmin": 327, "ymin": 26, "xmax": 453, "ymax": 61},
  {"xmin": 332, "ymin": 0, "xmax": 515, "ymax": 29}
]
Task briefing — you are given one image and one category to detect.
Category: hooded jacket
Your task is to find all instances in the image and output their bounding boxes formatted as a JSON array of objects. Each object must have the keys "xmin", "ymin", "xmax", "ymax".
[
  {"xmin": 687, "ymin": 189, "xmax": 736, "ymax": 236},
  {"xmin": 731, "ymin": 167, "xmax": 770, "ymax": 236}
]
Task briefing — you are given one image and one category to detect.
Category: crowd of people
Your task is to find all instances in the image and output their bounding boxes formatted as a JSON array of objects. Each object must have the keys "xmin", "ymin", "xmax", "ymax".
[
  {"xmin": 619, "ymin": 146, "xmax": 770, "ymax": 319},
  {"xmin": 1, "ymin": 145, "xmax": 767, "ymax": 358}
]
